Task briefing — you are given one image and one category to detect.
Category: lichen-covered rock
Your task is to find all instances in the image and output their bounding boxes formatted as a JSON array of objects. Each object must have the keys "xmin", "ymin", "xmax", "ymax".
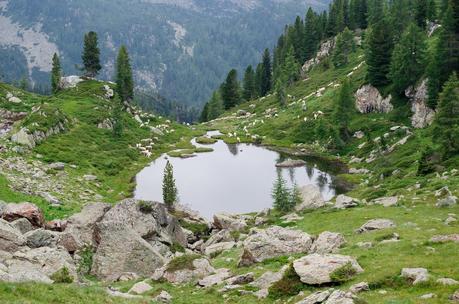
[
  {"xmin": 213, "ymin": 213, "xmax": 247, "ymax": 231},
  {"xmin": 334, "ymin": 195, "xmax": 358, "ymax": 209},
  {"xmin": 302, "ymin": 39, "xmax": 335, "ymax": 74},
  {"xmin": 239, "ymin": 226, "xmax": 313, "ymax": 266},
  {"xmin": 24, "ymin": 229, "xmax": 58, "ymax": 248},
  {"xmin": 59, "ymin": 76, "xmax": 84, "ymax": 89},
  {"xmin": 371, "ymin": 196, "xmax": 398, "ymax": 207},
  {"xmin": 275, "ymin": 159, "xmax": 306, "ymax": 168},
  {"xmin": 401, "ymin": 268, "xmax": 429, "ymax": 285},
  {"xmin": 355, "ymin": 85, "xmax": 393, "ymax": 114},
  {"xmin": 198, "ymin": 268, "xmax": 232, "ymax": 287},
  {"xmin": 10, "ymin": 218, "xmax": 33, "ymax": 234},
  {"xmin": 293, "ymin": 254, "xmax": 363, "ymax": 285},
  {"xmin": 204, "ymin": 241, "xmax": 235, "ymax": 257},
  {"xmin": 0, "ymin": 219, "xmax": 26, "ymax": 252},
  {"xmin": 311, "ymin": 231, "xmax": 345, "ymax": 254},
  {"xmin": 128, "ymin": 281, "xmax": 153, "ymax": 294},
  {"xmin": 153, "ymin": 257, "xmax": 215, "ymax": 284},
  {"xmin": 296, "ymin": 184, "xmax": 326, "ymax": 211}
]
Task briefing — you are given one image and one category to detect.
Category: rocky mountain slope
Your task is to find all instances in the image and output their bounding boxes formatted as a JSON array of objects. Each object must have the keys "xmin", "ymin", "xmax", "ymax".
[
  {"xmin": 0, "ymin": 12, "xmax": 459, "ymax": 304},
  {"xmin": 0, "ymin": 0, "xmax": 330, "ymax": 105}
]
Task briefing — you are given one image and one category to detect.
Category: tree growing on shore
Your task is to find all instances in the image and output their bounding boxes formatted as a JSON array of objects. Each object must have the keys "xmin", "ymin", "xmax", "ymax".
[
  {"xmin": 82, "ymin": 31, "xmax": 102, "ymax": 77},
  {"xmin": 116, "ymin": 45, "xmax": 134, "ymax": 102},
  {"xmin": 221, "ymin": 69, "xmax": 241, "ymax": 109},
  {"xmin": 51, "ymin": 53, "xmax": 62, "ymax": 94},
  {"xmin": 163, "ymin": 161, "xmax": 178, "ymax": 208}
]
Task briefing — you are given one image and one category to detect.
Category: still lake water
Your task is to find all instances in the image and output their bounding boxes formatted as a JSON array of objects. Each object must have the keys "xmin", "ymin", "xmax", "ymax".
[{"xmin": 135, "ymin": 132, "xmax": 344, "ymax": 219}]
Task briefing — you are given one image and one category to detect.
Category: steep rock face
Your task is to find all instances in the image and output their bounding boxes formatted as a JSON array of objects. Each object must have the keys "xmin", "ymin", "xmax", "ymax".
[
  {"xmin": 302, "ymin": 38, "xmax": 335, "ymax": 74},
  {"xmin": 405, "ymin": 79, "xmax": 435, "ymax": 128},
  {"xmin": 355, "ymin": 85, "xmax": 393, "ymax": 114},
  {"xmin": 59, "ymin": 76, "xmax": 84, "ymax": 89},
  {"xmin": 11, "ymin": 122, "xmax": 68, "ymax": 148}
]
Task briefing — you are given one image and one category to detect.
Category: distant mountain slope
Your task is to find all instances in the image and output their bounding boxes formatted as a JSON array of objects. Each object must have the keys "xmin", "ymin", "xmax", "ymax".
[{"xmin": 0, "ymin": 0, "xmax": 330, "ymax": 106}]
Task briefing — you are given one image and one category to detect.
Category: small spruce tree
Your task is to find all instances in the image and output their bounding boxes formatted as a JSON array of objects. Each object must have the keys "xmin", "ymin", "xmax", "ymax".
[
  {"xmin": 51, "ymin": 53, "xmax": 62, "ymax": 94},
  {"xmin": 82, "ymin": 31, "xmax": 102, "ymax": 77},
  {"xmin": 242, "ymin": 65, "xmax": 257, "ymax": 101},
  {"xmin": 272, "ymin": 174, "xmax": 293, "ymax": 213},
  {"xmin": 334, "ymin": 79, "xmax": 354, "ymax": 142},
  {"xmin": 290, "ymin": 183, "xmax": 303, "ymax": 207},
  {"xmin": 112, "ymin": 102, "xmax": 123, "ymax": 138},
  {"xmin": 163, "ymin": 161, "xmax": 178, "ymax": 207},
  {"xmin": 260, "ymin": 49, "xmax": 272, "ymax": 96},
  {"xmin": 332, "ymin": 27, "xmax": 356, "ymax": 67},
  {"xmin": 221, "ymin": 69, "xmax": 241, "ymax": 109},
  {"xmin": 116, "ymin": 45, "xmax": 134, "ymax": 102}
]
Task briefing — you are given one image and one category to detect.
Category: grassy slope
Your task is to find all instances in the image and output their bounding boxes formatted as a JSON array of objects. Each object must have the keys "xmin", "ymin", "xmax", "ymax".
[{"xmin": 1, "ymin": 46, "xmax": 459, "ymax": 303}]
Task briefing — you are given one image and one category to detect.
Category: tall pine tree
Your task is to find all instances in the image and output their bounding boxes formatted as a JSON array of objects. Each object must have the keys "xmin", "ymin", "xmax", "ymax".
[
  {"xmin": 334, "ymin": 79, "xmax": 354, "ymax": 141},
  {"xmin": 207, "ymin": 90, "xmax": 224, "ymax": 120},
  {"xmin": 51, "ymin": 53, "xmax": 61, "ymax": 94},
  {"xmin": 389, "ymin": 23, "xmax": 427, "ymax": 95},
  {"xmin": 332, "ymin": 27, "xmax": 356, "ymax": 67},
  {"xmin": 162, "ymin": 161, "xmax": 178, "ymax": 208},
  {"xmin": 260, "ymin": 49, "xmax": 272, "ymax": 96},
  {"xmin": 221, "ymin": 69, "xmax": 241, "ymax": 109},
  {"xmin": 81, "ymin": 31, "xmax": 101, "ymax": 77},
  {"xmin": 242, "ymin": 65, "xmax": 257, "ymax": 101},
  {"xmin": 116, "ymin": 45, "xmax": 134, "ymax": 102}
]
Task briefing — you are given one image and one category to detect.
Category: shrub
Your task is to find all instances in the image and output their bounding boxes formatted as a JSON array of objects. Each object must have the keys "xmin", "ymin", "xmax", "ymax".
[
  {"xmin": 268, "ymin": 263, "xmax": 305, "ymax": 299},
  {"xmin": 330, "ymin": 262, "xmax": 357, "ymax": 283},
  {"xmin": 50, "ymin": 267, "xmax": 73, "ymax": 283},
  {"xmin": 170, "ymin": 242, "xmax": 185, "ymax": 253},
  {"xmin": 77, "ymin": 246, "xmax": 94, "ymax": 276},
  {"xmin": 138, "ymin": 201, "xmax": 154, "ymax": 213},
  {"xmin": 166, "ymin": 254, "xmax": 201, "ymax": 272}
]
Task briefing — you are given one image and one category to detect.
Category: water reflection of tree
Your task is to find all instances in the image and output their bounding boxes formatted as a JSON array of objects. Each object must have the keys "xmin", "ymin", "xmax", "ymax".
[
  {"xmin": 288, "ymin": 167, "xmax": 295, "ymax": 184},
  {"xmin": 316, "ymin": 173, "xmax": 329, "ymax": 192},
  {"xmin": 226, "ymin": 143, "xmax": 239, "ymax": 156},
  {"xmin": 306, "ymin": 166, "xmax": 314, "ymax": 179}
]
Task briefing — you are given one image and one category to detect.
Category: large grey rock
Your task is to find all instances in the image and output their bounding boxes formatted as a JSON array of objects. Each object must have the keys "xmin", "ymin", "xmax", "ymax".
[
  {"xmin": 334, "ymin": 195, "xmax": 358, "ymax": 209},
  {"xmin": 202, "ymin": 229, "xmax": 234, "ymax": 250},
  {"xmin": 297, "ymin": 289, "xmax": 333, "ymax": 304},
  {"xmin": 153, "ymin": 257, "xmax": 215, "ymax": 284},
  {"xmin": 356, "ymin": 219, "xmax": 396, "ymax": 233},
  {"xmin": 0, "ymin": 219, "xmax": 26, "ymax": 252},
  {"xmin": 24, "ymin": 229, "xmax": 57, "ymax": 248},
  {"xmin": 324, "ymin": 290, "xmax": 356, "ymax": 304},
  {"xmin": 58, "ymin": 202, "xmax": 111, "ymax": 252},
  {"xmin": 293, "ymin": 254, "xmax": 363, "ymax": 285},
  {"xmin": 355, "ymin": 85, "xmax": 393, "ymax": 114},
  {"xmin": 198, "ymin": 268, "xmax": 232, "ymax": 287},
  {"xmin": 11, "ymin": 128, "xmax": 35, "ymax": 148},
  {"xmin": 153, "ymin": 290, "xmax": 173, "ymax": 303},
  {"xmin": 239, "ymin": 226, "xmax": 313, "ymax": 266},
  {"xmin": 349, "ymin": 282, "xmax": 369, "ymax": 294},
  {"xmin": 311, "ymin": 231, "xmax": 345, "ymax": 254},
  {"xmin": 371, "ymin": 196, "xmax": 398, "ymax": 207},
  {"xmin": 91, "ymin": 221, "xmax": 166, "ymax": 281},
  {"xmin": 405, "ymin": 79, "xmax": 435, "ymax": 128},
  {"xmin": 302, "ymin": 38, "xmax": 335, "ymax": 73},
  {"xmin": 296, "ymin": 185, "xmax": 326, "ymax": 211},
  {"xmin": 10, "ymin": 218, "xmax": 33, "ymax": 234},
  {"xmin": 0, "ymin": 260, "xmax": 53, "ymax": 284},
  {"xmin": 213, "ymin": 213, "xmax": 247, "ymax": 231},
  {"xmin": 204, "ymin": 241, "xmax": 235, "ymax": 257},
  {"xmin": 59, "ymin": 76, "xmax": 84, "ymax": 89},
  {"xmin": 225, "ymin": 272, "xmax": 254, "ymax": 285},
  {"xmin": 401, "ymin": 268, "xmax": 429, "ymax": 285},
  {"xmin": 128, "ymin": 281, "xmax": 153, "ymax": 294},
  {"xmin": 429, "ymin": 234, "xmax": 459, "ymax": 244},
  {"xmin": 2, "ymin": 202, "xmax": 44, "ymax": 227},
  {"xmin": 250, "ymin": 265, "xmax": 288, "ymax": 299}
]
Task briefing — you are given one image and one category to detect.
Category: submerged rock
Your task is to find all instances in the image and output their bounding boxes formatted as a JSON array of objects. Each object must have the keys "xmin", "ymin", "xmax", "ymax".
[{"xmin": 275, "ymin": 159, "xmax": 306, "ymax": 168}]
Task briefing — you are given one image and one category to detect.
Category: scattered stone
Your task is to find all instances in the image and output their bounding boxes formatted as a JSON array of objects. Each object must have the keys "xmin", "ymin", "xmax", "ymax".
[
  {"xmin": 204, "ymin": 241, "xmax": 236, "ymax": 257},
  {"xmin": 225, "ymin": 272, "xmax": 254, "ymax": 285},
  {"xmin": 324, "ymin": 290, "xmax": 356, "ymax": 304},
  {"xmin": 293, "ymin": 254, "xmax": 363, "ymax": 285},
  {"xmin": 202, "ymin": 229, "xmax": 234, "ymax": 250},
  {"xmin": 24, "ymin": 229, "xmax": 57, "ymax": 248},
  {"xmin": 371, "ymin": 196, "xmax": 398, "ymax": 207},
  {"xmin": 297, "ymin": 289, "xmax": 333, "ymax": 304},
  {"xmin": 296, "ymin": 184, "xmax": 326, "ymax": 211},
  {"xmin": 250, "ymin": 266, "xmax": 288, "ymax": 299},
  {"xmin": 2, "ymin": 202, "xmax": 45, "ymax": 227},
  {"xmin": 429, "ymin": 234, "xmax": 459, "ymax": 244},
  {"xmin": 334, "ymin": 195, "xmax": 358, "ymax": 209},
  {"xmin": 379, "ymin": 233, "xmax": 400, "ymax": 244},
  {"xmin": 356, "ymin": 219, "xmax": 396, "ymax": 233},
  {"xmin": 239, "ymin": 226, "xmax": 313, "ymax": 266},
  {"xmin": 49, "ymin": 162, "xmax": 65, "ymax": 171},
  {"xmin": 128, "ymin": 281, "xmax": 153, "ymax": 294},
  {"xmin": 311, "ymin": 231, "xmax": 345, "ymax": 254},
  {"xmin": 353, "ymin": 131, "xmax": 365, "ymax": 139},
  {"xmin": 450, "ymin": 290, "xmax": 459, "ymax": 301},
  {"xmin": 59, "ymin": 76, "xmax": 83, "ymax": 89},
  {"xmin": 0, "ymin": 219, "xmax": 26, "ymax": 252},
  {"xmin": 401, "ymin": 268, "xmax": 429, "ymax": 285},
  {"xmin": 117, "ymin": 272, "xmax": 140, "ymax": 282},
  {"xmin": 83, "ymin": 175, "xmax": 98, "ymax": 181},
  {"xmin": 198, "ymin": 268, "xmax": 232, "ymax": 287},
  {"xmin": 280, "ymin": 213, "xmax": 303, "ymax": 223},
  {"xmin": 155, "ymin": 257, "xmax": 215, "ymax": 284},
  {"xmin": 437, "ymin": 278, "xmax": 459, "ymax": 286},
  {"xmin": 153, "ymin": 290, "xmax": 172, "ymax": 303},
  {"xmin": 349, "ymin": 282, "xmax": 369, "ymax": 294},
  {"xmin": 348, "ymin": 168, "xmax": 370, "ymax": 174},
  {"xmin": 356, "ymin": 242, "xmax": 373, "ymax": 249},
  {"xmin": 275, "ymin": 159, "xmax": 306, "ymax": 168},
  {"xmin": 419, "ymin": 293, "xmax": 435, "ymax": 299}
]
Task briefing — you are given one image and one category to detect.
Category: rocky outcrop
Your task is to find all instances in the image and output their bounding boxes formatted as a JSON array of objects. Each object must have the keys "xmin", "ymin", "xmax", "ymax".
[
  {"xmin": 238, "ymin": 226, "xmax": 313, "ymax": 266},
  {"xmin": 355, "ymin": 85, "xmax": 393, "ymax": 114},
  {"xmin": 334, "ymin": 195, "xmax": 358, "ymax": 209},
  {"xmin": 293, "ymin": 254, "xmax": 363, "ymax": 285},
  {"xmin": 11, "ymin": 123, "xmax": 67, "ymax": 148},
  {"xmin": 401, "ymin": 268, "xmax": 429, "ymax": 285},
  {"xmin": 152, "ymin": 256, "xmax": 215, "ymax": 284},
  {"xmin": 371, "ymin": 196, "xmax": 398, "ymax": 207},
  {"xmin": 405, "ymin": 79, "xmax": 435, "ymax": 128},
  {"xmin": 310, "ymin": 231, "xmax": 345, "ymax": 254},
  {"xmin": 0, "ymin": 109, "xmax": 27, "ymax": 137},
  {"xmin": 59, "ymin": 76, "xmax": 84, "ymax": 89},
  {"xmin": 297, "ymin": 289, "xmax": 358, "ymax": 304},
  {"xmin": 0, "ymin": 219, "xmax": 26, "ymax": 252},
  {"xmin": 296, "ymin": 184, "xmax": 326, "ymax": 211},
  {"xmin": 198, "ymin": 268, "xmax": 232, "ymax": 287},
  {"xmin": 302, "ymin": 39, "xmax": 335, "ymax": 74},
  {"xmin": 2, "ymin": 202, "xmax": 45, "ymax": 227}
]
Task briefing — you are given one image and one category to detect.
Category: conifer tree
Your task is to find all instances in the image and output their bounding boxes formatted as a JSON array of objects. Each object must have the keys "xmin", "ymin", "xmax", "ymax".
[
  {"xmin": 367, "ymin": 0, "xmax": 384, "ymax": 26},
  {"xmin": 112, "ymin": 102, "xmax": 123, "ymax": 138},
  {"xmin": 51, "ymin": 53, "xmax": 61, "ymax": 94},
  {"xmin": 116, "ymin": 45, "xmax": 134, "ymax": 102},
  {"xmin": 82, "ymin": 31, "xmax": 101, "ymax": 77},
  {"xmin": 389, "ymin": 23, "xmax": 427, "ymax": 95},
  {"xmin": 221, "ymin": 69, "xmax": 241, "ymax": 109},
  {"xmin": 200, "ymin": 102, "xmax": 209, "ymax": 122},
  {"xmin": 207, "ymin": 90, "xmax": 224, "ymax": 120},
  {"xmin": 242, "ymin": 65, "xmax": 257, "ymax": 101},
  {"xmin": 433, "ymin": 73, "xmax": 459, "ymax": 157},
  {"xmin": 304, "ymin": 8, "xmax": 320, "ymax": 60},
  {"xmin": 292, "ymin": 16, "xmax": 305, "ymax": 62},
  {"xmin": 162, "ymin": 161, "xmax": 178, "ymax": 208},
  {"xmin": 334, "ymin": 79, "xmax": 354, "ymax": 141},
  {"xmin": 426, "ymin": 0, "xmax": 437, "ymax": 21},
  {"xmin": 427, "ymin": 1, "xmax": 459, "ymax": 108},
  {"xmin": 255, "ymin": 63, "xmax": 264, "ymax": 97},
  {"xmin": 365, "ymin": 18, "xmax": 394, "ymax": 87},
  {"xmin": 272, "ymin": 174, "xmax": 294, "ymax": 212},
  {"xmin": 260, "ymin": 49, "xmax": 272, "ymax": 96},
  {"xmin": 290, "ymin": 183, "xmax": 303, "ymax": 207},
  {"xmin": 415, "ymin": 0, "xmax": 428, "ymax": 28},
  {"xmin": 332, "ymin": 27, "xmax": 356, "ymax": 67},
  {"xmin": 277, "ymin": 46, "xmax": 300, "ymax": 87}
]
